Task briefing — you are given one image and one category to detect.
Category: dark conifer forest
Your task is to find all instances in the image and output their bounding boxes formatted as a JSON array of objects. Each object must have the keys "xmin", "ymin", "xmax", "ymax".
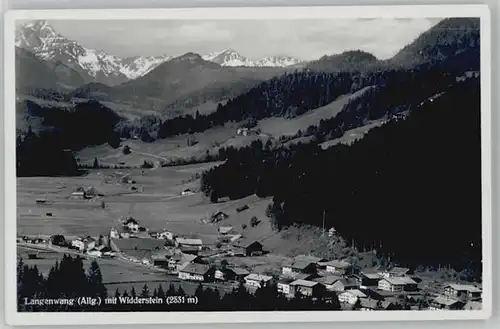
[{"xmin": 201, "ymin": 77, "xmax": 482, "ymax": 272}]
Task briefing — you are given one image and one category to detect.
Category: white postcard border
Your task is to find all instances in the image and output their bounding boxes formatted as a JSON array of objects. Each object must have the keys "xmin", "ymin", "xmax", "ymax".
[{"xmin": 3, "ymin": 4, "xmax": 492, "ymax": 326}]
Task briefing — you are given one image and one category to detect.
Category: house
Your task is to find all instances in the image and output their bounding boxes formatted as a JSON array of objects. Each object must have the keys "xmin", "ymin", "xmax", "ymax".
[
  {"xmin": 378, "ymin": 277, "xmax": 418, "ymax": 292},
  {"xmin": 277, "ymin": 277, "xmax": 295, "ymax": 295},
  {"xmin": 175, "ymin": 238, "xmax": 203, "ymax": 250},
  {"xmin": 158, "ymin": 231, "xmax": 174, "ymax": 240},
  {"xmin": 181, "ymin": 189, "xmax": 195, "ymax": 196},
  {"xmin": 123, "ymin": 218, "xmax": 139, "ymax": 233},
  {"xmin": 339, "ymin": 289, "xmax": 367, "ymax": 305},
  {"xmin": 244, "ymin": 273, "xmax": 273, "ymax": 288},
  {"xmin": 331, "ymin": 278, "xmax": 359, "ymax": 292},
  {"xmin": 320, "ymin": 260, "xmax": 352, "ymax": 275},
  {"xmin": 71, "ymin": 236, "xmax": 96, "ymax": 251},
  {"xmin": 168, "ymin": 253, "xmax": 201, "ymax": 272},
  {"xmin": 215, "ymin": 267, "xmax": 249, "ymax": 282},
  {"xmin": 443, "ymin": 284, "xmax": 482, "ymax": 301},
  {"xmin": 218, "ymin": 226, "xmax": 233, "ymax": 235},
  {"xmin": 178, "ymin": 263, "xmax": 214, "ymax": 282},
  {"xmin": 313, "ymin": 275, "xmax": 343, "ymax": 291},
  {"xmin": 71, "ymin": 239, "xmax": 86, "ymax": 251},
  {"xmin": 282, "ymin": 260, "xmax": 317, "ymax": 276},
  {"xmin": 289, "ymin": 279, "xmax": 325, "ymax": 297},
  {"xmin": 429, "ymin": 295, "xmax": 465, "ymax": 310},
  {"xmin": 237, "ymin": 128, "xmax": 249, "ymax": 136},
  {"xmin": 359, "ymin": 298, "xmax": 380, "ymax": 311},
  {"xmin": 464, "ymin": 301, "xmax": 482, "ymax": 310},
  {"xmin": 231, "ymin": 240, "xmax": 263, "ymax": 256},
  {"xmin": 109, "ymin": 228, "xmax": 120, "ymax": 239},
  {"xmin": 358, "ymin": 271, "xmax": 383, "ymax": 286},
  {"xmin": 151, "ymin": 249, "xmax": 175, "ymax": 267},
  {"xmin": 71, "ymin": 191, "xmax": 86, "ymax": 199},
  {"xmin": 212, "ymin": 211, "xmax": 229, "ymax": 222},
  {"xmin": 380, "ymin": 267, "xmax": 410, "ymax": 278}
]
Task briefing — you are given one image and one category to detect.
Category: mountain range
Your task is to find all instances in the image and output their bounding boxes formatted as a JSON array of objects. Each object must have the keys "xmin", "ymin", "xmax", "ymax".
[{"xmin": 15, "ymin": 20, "xmax": 302, "ymax": 87}]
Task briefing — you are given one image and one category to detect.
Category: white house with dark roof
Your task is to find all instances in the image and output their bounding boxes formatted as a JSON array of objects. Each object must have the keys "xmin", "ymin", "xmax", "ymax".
[
  {"xmin": 379, "ymin": 267, "xmax": 410, "ymax": 278},
  {"xmin": 378, "ymin": 276, "xmax": 417, "ymax": 292},
  {"xmin": 429, "ymin": 295, "xmax": 465, "ymax": 310},
  {"xmin": 320, "ymin": 260, "xmax": 352, "ymax": 275},
  {"xmin": 178, "ymin": 263, "xmax": 214, "ymax": 282},
  {"xmin": 339, "ymin": 289, "xmax": 367, "ymax": 305},
  {"xmin": 289, "ymin": 279, "xmax": 324, "ymax": 297},
  {"xmin": 444, "ymin": 283, "xmax": 482, "ymax": 301},
  {"xmin": 175, "ymin": 237, "xmax": 203, "ymax": 250},
  {"xmin": 244, "ymin": 273, "xmax": 273, "ymax": 288},
  {"xmin": 282, "ymin": 260, "xmax": 317, "ymax": 276}
]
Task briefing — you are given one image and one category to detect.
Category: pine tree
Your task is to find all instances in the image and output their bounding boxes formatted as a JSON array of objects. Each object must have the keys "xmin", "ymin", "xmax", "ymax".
[
  {"xmin": 140, "ymin": 284, "xmax": 150, "ymax": 298},
  {"xmin": 93, "ymin": 157, "xmax": 99, "ymax": 169},
  {"xmin": 130, "ymin": 287, "xmax": 137, "ymax": 297},
  {"xmin": 157, "ymin": 284, "xmax": 165, "ymax": 299},
  {"xmin": 87, "ymin": 260, "xmax": 107, "ymax": 299}
]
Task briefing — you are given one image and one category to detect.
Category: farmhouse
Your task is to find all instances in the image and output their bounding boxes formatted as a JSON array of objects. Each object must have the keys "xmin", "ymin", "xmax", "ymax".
[
  {"xmin": 339, "ymin": 289, "xmax": 367, "ymax": 305},
  {"xmin": 151, "ymin": 249, "xmax": 175, "ymax": 267},
  {"xmin": 443, "ymin": 284, "xmax": 482, "ymax": 301},
  {"xmin": 358, "ymin": 271, "xmax": 383, "ymax": 286},
  {"xmin": 158, "ymin": 230, "xmax": 174, "ymax": 240},
  {"xmin": 313, "ymin": 275, "xmax": 343, "ymax": 291},
  {"xmin": 231, "ymin": 240, "xmax": 263, "ymax": 256},
  {"xmin": 168, "ymin": 253, "xmax": 202, "ymax": 272},
  {"xmin": 277, "ymin": 277, "xmax": 295, "ymax": 295},
  {"xmin": 181, "ymin": 189, "xmax": 195, "ymax": 196},
  {"xmin": 49, "ymin": 235, "xmax": 67, "ymax": 246},
  {"xmin": 215, "ymin": 267, "xmax": 250, "ymax": 282},
  {"xmin": 218, "ymin": 226, "xmax": 233, "ymax": 235},
  {"xmin": 358, "ymin": 298, "xmax": 381, "ymax": 311},
  {"xmin": 212, "ymin": 211, "xmax": 229, "ymax": 223},
  {"xmin": 175, "ymin": 237, "xmax": 203, "ymax": 250},
  {"xmin": 429, "ymin": 295, "xmax": 465, "ymax": 310},
  {"xmin": 244, "ymin": 273, "xmax": 273, "ymax": 288},
  {"xmin": 282, "ymin": 260, "xmax": 317, "ymax": 276},
  {"xmin": 289, "ymin": 279, "xmax": 325, "ymax": 297},
  {"xmin": 71, "ymin": 236, "xmax": 96, "ymax": 251},
  {"xmin": 378, "ymin": 276, "xmax": 418, "ymax": 292},
  {"xmin": 71, "ymin": 191, "xmax": 87, "ymax": 199},
  {"xmin": 178, "ymin": 263, "xmax": 214, "ymax": 282},
  {"xmin": 380, "ymin": 267, "xmax": 410, "ymax": 278},
  {"xmin": 319, "ymin": 260, "xmax": 352, "ymax": 275},
  {"xmin": 331, "ymin": 278, "xmax": 359, "ymax": 292},
  {"xmin": 123, "ymin": 218, "xmax": 139, "ymax": 233}
]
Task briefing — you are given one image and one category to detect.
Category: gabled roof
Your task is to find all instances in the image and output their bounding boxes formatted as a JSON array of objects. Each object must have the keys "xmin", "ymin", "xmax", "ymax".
[
  {"xmin": 245, "ymin": 273, "xmax": 273, "ymax": 282},
  {"xmin": 313, "ymin": 275, "xmax": 343, "ymax": 285},
  {"xmin": 382, "ymin": 276, "xmax": 417, "ymax": 285},
  {"xmin": 218, "ymin": 226, "xmax": 233, "ymax": 234},
  {"xmin": 232, "ymin": 240, "xmax": 263, "ymax": 249},
  {"xmin": 388, "ymin": 267, "xmax": 410, "ymax": 275},
  {"xmin": 432, "ymin": 295, "xmax": 463, "ymax": 307},
  {"xmin": 445, "ymin": 284, "xmax": 482, "ymax": 293},
  {"xmin": 286, "ymin": 260, "xmax": 315, "ymax": 270},
  {"xmin": 290, "ymin": 279, "xmax": 319, "ymax": 287},
  {"xmin": 361, "ymin": 271, "xmax": 382, "ymax": 279},
  {"xmin": 341, "ymin": 289, "xmax": 367, "ymax": 298},
  {"xmin": 179, "ymin": 263, "xmax": 211, "ymax": 275},
  {"xmin": 333, "ymin": 278, "xmax": 359, "ymax": 287},
  {"xmin": 320, "ymin": 260, "xmax": 351, "ymax": 268},
  {"xmin": 359, "ymin": 297, "xmax": 379, "ymax": 309},
  {"xmin": 176, "ymin": 237, "xmax": 203, "ymax": 245},
  {"xmin": 227, "ymin": 267, "xmax": 250, "ymax": 276}
]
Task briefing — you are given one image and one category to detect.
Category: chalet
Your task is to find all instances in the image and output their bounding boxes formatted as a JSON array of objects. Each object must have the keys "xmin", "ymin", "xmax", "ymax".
[
  {"xmin": 218, "ymin": 226, "xmax": 233, "ymax": 235},
  {"xmin": 289, "ymin": 279, "xmax": 325, "ymax": 297},
  {"xmin": 71, "ymin": 191, "xmax": 86, "ymax": 199},
  {"xmin": 175, "ymin": 238, "xmax": 203, "ymax": 250},
  {"xmin": 331, "ymin": 278, "xmax": 359, "ymax": 292},
  {"xmin": 378, "ymin": 277, "xmax": 418, "ymax": 292},
  {"xmin": 71, "ymin": 236, "xmax": 96, "ymax": 251},
  {"xmin": 244, "ymin": 273, "xmax": 273, "ymax": 288},
  {"xmin": 319, "ymin": 260, "xmax": 352, "ymax": 275},
  {"xmin": 178, "ymin": 263, "xmax": 214, "ymax": 282},
  {"xmin": 339, "ymin": 289, "xmax": 367, "ymax": 305},
  {"xmin": 380, "ymin": 267, "xmax": 410, "ymax": 278},
  {"xmin": 123, "ymin": 218, "xmax": 139, "ymax": 233},
  {"xmin": 282, "ymin": 260, "xmax": 317, "ymax": 276},
  {"xmin": 231, "ymin": 240, "xmax": 263, "ymax": 256},
  {"xmin": 212, "ymin": 211, "xmax": 229, "ymax": 222},
  {"xmin": 277, "ymin": 277, "xmax": 295, "ymax": 295},
  {"xmin": 443, "ymin": 284, "xmax": 482, "ymax": 301},
  {"xmin": 429, "ymin": 295, "xmax": 465, "ymax": 310},
  {"xmin": 151, "ymin": 249, "xmax": 175, "ymax": 267},
  {"xmin": 168, "ymin": 253, "xmax": 201, "ymax": 272},
  {"xmin": 313, "ymin": 275, "xmax": 343, "ymax": 291},
  {"xmin": 158, "ymin": 231, "xmax": 174, "ymax": 240},
  {"xmin": 358, "ymin": 271, "xmax": 383, "ymax": 286},
  {"xmin": 359, "ymin": 298, "xmax": 380, "ymax": 311},
  {"xmin": 181, "ymin": 189, "xmax": 195, "ymax": 196},
  {"xmin": 215, "ymin": 267, "xmax": 250, "ymax": 282}
]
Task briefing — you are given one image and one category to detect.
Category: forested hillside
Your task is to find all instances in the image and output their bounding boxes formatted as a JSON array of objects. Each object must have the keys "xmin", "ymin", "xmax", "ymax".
[{"xmin": 201, "ymin": 78, "xmax": 482, "ymax": 271}]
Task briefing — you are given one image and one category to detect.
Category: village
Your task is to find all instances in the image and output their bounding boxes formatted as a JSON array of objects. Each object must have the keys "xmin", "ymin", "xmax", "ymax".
[{"xmin": 17, "ymin": 206, "xmax": 483, "ymax": 311}]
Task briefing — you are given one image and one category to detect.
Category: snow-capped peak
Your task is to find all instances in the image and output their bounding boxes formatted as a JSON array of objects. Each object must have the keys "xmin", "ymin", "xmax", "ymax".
[
  {"xmin": 202, "ymin": 49, "xmax": 301, "ymax": 67},
  {"xmin": 15, "ymin": 20, "xmax": 172, "ymax": 83}
]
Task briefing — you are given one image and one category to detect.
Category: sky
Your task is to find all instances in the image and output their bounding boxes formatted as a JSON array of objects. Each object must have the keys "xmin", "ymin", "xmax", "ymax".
[{"xmin": 20, "ymin": 18, "xmax": 441, "ymax": 60}]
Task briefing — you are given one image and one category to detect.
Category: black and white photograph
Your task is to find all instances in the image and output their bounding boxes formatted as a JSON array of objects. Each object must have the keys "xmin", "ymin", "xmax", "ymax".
[{"xmin": 3, "ymin": 4, "xmax": 492, "ymax": 325}]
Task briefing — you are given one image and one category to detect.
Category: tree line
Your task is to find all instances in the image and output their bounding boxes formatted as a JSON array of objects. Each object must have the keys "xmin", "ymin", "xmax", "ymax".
[{"xmin": 200, "ymin": 77, "xmax": 482, "ymax": 273}]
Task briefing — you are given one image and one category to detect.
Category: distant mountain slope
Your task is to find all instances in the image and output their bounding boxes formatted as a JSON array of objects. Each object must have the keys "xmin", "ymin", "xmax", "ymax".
[
  {"xmin": 306, "ymin": 50, "xmax": 380, "ymax": 72},
  {"xmin": 202, "ymin": 49, "xmax": 301, "ymax": 67},
  {"xmin": 15, "ymin": 47, "xmax": 87, "ymax": 92},
  {"xmin": 390, "ymin": 17, "xmax": 480, "ymax": 69},
  {"xmin": 16, "ymin": 20, "xmax": 172, "ymax": 85}
]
